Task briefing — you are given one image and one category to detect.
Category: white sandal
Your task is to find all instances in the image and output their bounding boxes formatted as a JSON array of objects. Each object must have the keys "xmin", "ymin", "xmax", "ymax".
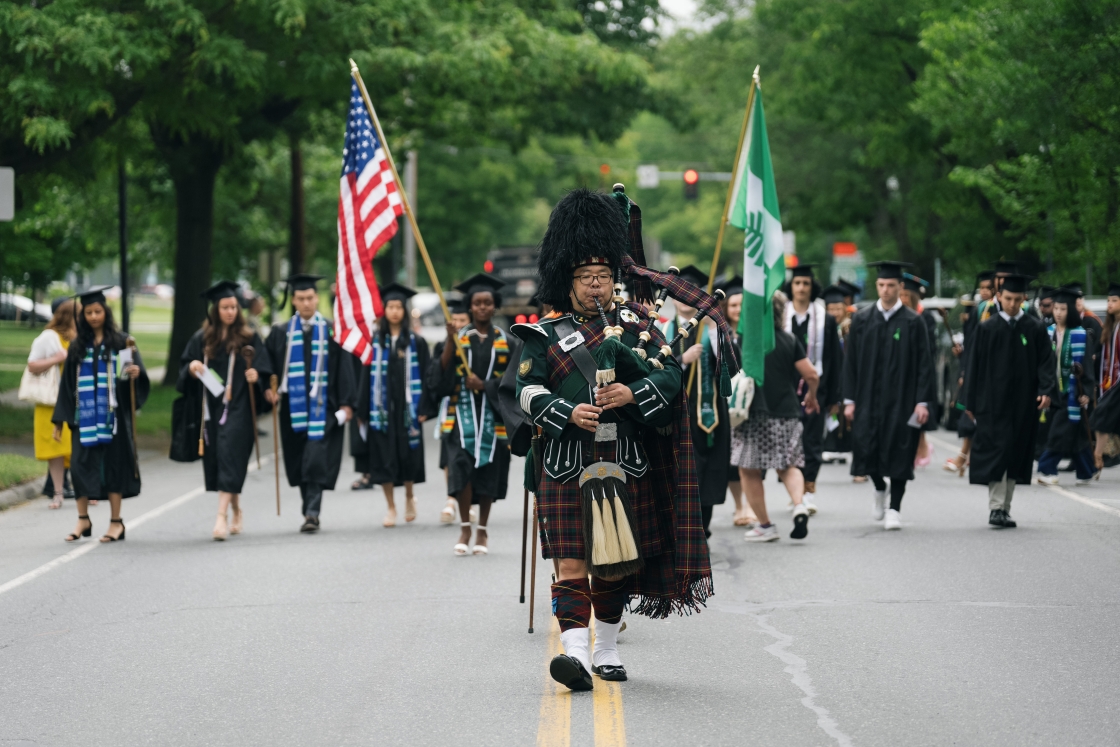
[
  {"xmin": 472, "ymin": 525, "xmax": 489, "ymax": 556},
  {"xmin": 48, "ymin": 492, "xmax": 64, "ymax": 510},
  {"xmin": 454, "ymin": 522, "xmax": 471, "ymax": 556},
  {"xmin": 440, "ymin": 499, "xmax": 456, "ymax": 524}
]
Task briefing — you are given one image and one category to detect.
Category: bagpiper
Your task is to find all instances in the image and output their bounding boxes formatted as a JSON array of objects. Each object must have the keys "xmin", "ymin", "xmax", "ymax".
[{"xmin": 514, "ymin": 187, "xmax": 737, "ymax": 690}]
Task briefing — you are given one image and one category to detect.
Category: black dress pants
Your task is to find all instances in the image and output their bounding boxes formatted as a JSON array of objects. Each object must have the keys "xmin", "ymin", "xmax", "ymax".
[
  {"xmin": 301, "ymin": 483, "xmax": 323, "ymax": 518},
  {"xmin": 869, "ymin": 475, "xmax": 907, "ymax": 511},
  {"xmin": 800, "ymin": 411, "xmax": 825, "ymax": 482}
]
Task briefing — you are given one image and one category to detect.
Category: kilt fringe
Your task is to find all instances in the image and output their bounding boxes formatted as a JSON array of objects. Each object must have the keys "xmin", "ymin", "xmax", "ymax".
[
  {"xmin": 631, "ymin": 573, "xmax": 714, "ymax": 619},
  {"xmin": 581, "ymin": 475, "xmax": 644, "ymax": 580}
]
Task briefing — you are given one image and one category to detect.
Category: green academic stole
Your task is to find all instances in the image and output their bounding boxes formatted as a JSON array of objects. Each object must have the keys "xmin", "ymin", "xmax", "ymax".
[
  {"xmin": 695, "ymin": 325, "xmax": 718, "ymax": 443},
  {"xmin": 442, "ymin": 326, "xmax": 509, "ymax": 467}
]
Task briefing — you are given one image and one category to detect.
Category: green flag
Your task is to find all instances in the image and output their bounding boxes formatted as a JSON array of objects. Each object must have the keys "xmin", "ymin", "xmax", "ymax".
[{"xmin": 728, "ymin": 83, "xmax": 785, "ymax": 384}]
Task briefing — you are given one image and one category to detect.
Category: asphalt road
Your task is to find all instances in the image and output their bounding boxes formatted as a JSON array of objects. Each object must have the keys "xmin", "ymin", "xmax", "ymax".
[{"xmin": 1, "ymin": 427, "xmax": 1119, "ymax": 746}]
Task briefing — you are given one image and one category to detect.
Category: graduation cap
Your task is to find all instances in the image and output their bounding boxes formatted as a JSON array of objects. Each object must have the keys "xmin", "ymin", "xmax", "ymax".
[
  {"xmin": 789, "ymin": 263, "xmax": 819, "ymax": 279},
  {"xmin": 455, "ymin": 272, "xmax": 505, "ymax": 308},
  {"xmin": 993, "ymin": 260, "xmax": 1021, "ymax": 275},
  {"xmin": 999, "ymin": 273, "xmax": 1033, "ymax": 294},
  {"xmin": 76, "ymin": 285, "xmax": 114, "ymax": 307},
  {"xmin": 822, "ymin": 284, "xmax": 848, "ymax": 305},
  {"xmin": 1107, "ymin": 281, "xmax": 1120, "ymax": 298},
  {"xmin": 1036, "ymin": 284, "xmax": 1059, "ymax": 300},
  {"xmin": 976, "ymin": 269, "xmax": 995, "ymax": 283},
  {"xmin": 716, "ymin": 274, "xmax": 743, "ymax": 298},
  {"xmin": 867, "ymin": 261, "xmax": 912, "ymax": 280},
  {"xmin": 379, "ymin": 282, "xmax": 417, "ymax": 305},
  {"xmin": 201, "ymin": 280, "xmax": 241, "ymax": 304},
  {"xmin": 676, "ymin": 264, "xmax": 709, "ymax": 289},
  {"xmin": 901, "ymin": 273, "xmax": 930, "ymax": 295},
  {"xmin": 1065, "ymin": 281, "xmax": 1085, "ymax": 294},
  {"xmin": 1054, "ymin": 285, "xmax": 1082, "ymax": 305},
  {"xmin": 835, "ymin": 278, "xmax": 861, "ymax": 301}
]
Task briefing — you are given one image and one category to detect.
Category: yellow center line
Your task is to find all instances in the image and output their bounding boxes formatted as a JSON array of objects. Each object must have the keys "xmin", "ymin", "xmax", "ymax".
[{"xmin": 537, "ymin": 618, "xmax": 571, "ymax": 747}]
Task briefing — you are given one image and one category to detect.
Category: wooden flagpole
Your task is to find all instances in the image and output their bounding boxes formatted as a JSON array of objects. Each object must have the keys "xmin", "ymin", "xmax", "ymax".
[
  {"xmin": 349, "ymin": 59, "xmax": 471, "ymax": 371},
  {"xmin": 687, "ymin": 66, "xmax": 760, "ymax": 393}
]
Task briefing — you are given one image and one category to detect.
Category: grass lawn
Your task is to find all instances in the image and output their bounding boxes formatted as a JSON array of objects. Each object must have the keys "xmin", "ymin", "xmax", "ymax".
[
  {"xmin": 0, "ymin": 384, "xmax": 178, "ymax": 442},
  {"xmin": 0, "ymin": 453, "xmax": 44, "ymax": 490}
]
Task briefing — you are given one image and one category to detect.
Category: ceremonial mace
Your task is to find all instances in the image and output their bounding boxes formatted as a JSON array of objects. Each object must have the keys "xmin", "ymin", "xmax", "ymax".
[
  {"xmin": 270, "ymin": 374, "xmax": 281, "ymax": 516},
  {"xmin": 126, "ymin": 336, "xmax": 140, "ymax": 478},
  {"xmin": 349, "ymin": 59, "xmax": 471, "ymax": 373},
  {"xmin": 520, "ymin": 487, "xmax": 529, "ymax": 604},
  {"xmin": 242, "ymin": 346, "xmax": 262, "ymax": 469},
  {"xmin": 648, "ymin": 290, "xmax": 727, "ymax": 370}
]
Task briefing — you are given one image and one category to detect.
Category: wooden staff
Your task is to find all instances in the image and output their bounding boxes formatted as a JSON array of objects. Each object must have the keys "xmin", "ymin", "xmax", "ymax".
[
  {"xmin": 242, "ymin": 346, "xmax": 261, "ymax": 469},
  {"xmin": 528, "ymin": 496, "xmax": 539, "ymax": 634},
  {"xmin": 126, "ymin": 337, "xmax": 140, "ymax": 478},
  {"xmin": 349, "ymin": 58, "xmax": 471, "ymax": 372},
  {"xmin": 520, "ymin": 487, "xmax": 529, "ymax": 604},
  {"xmin": 271, "ymin": 374, "xmax": 281, "ymax": 516}
]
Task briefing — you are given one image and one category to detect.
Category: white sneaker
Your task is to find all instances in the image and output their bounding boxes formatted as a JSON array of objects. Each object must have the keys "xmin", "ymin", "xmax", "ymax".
[
  {"xmin": 1036, "ymin": 474, "xmax": 1060, "ymax": 486},
  {"xmin": 1075, "ymin": 477, "xmax": 1093, "ymax": 486},
  {"xmin": 872, "ymin": 490, "xmax": 887, "ymax": 520},
  {"xmin": 884, "ymin": 508, "xmax": 901, "ymax": 530},
  {"xmin": 469, "ymin": 505, "xmax": 480, "ymax": 524},
  {"xmin": 802, "ymin": 497, "xmax": 818, "ymax": 516},
  {"xmin": 787, "ymin": 500, "xmax": 795, "ymax": 513},
  {"xmin": 744, "ymin": 524, "xmax": 780, "ymax": 542}
]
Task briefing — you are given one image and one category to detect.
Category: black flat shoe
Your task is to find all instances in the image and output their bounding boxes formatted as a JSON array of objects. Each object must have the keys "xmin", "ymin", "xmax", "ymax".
[
  {"xmin": 1001, "ymin": 513, "xmax": 1017, "ymax": 528},
  {"xmin": 65, "ymin": 515, "xmax": 92, "ymax": 543},
  {"xmin": 549, "ymin": 655, "xmax": 594, "ymax": 691},
  {"xmin": 989, "ymin": 509, "xmax": 1005, "ymax": 527},
  {"xmin": 592, "ymin": 663, "xmax": 628, "ymax": 681},
  {"xmin": 300, "ymin": 517, "xmax": 320, "ymax": 533},
  {"xmin": 351, "ymin": 476, "xmax": 374, "ymax": 491}
]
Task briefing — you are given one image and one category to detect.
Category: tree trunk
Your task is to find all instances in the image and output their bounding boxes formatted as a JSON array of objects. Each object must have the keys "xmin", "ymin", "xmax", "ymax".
[
  {"xmin": 153, "ymin": 128, "xmax": 225, "ymax": 386},
  {"xmin": 288, "ymin": 132, "xmax": 306, "ymax": 276}
]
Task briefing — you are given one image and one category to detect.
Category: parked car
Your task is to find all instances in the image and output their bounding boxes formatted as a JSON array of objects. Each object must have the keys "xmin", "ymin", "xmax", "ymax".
[{"xmin": 0, "ymin": 293, "xmax": 52, "ymax": 323}]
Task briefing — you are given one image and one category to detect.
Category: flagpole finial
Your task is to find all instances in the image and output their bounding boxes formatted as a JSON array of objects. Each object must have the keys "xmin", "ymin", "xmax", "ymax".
[
  {"xmin": 753, "ymin": 65, "xmax": 761, "ymax": 88},
  {"xmin": 349, "ymin": 58, "xmax": 359, "ymax": 74}
]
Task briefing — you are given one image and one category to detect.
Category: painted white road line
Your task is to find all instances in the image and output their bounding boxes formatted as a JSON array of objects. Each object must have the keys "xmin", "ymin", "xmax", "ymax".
[
  {"xmin": 0, "ymin": 455, "xmax": 273, "ymax": 598},
  {"xmin": 926, "ymin": 434, "xmax": 1120, "ymax": 521}
]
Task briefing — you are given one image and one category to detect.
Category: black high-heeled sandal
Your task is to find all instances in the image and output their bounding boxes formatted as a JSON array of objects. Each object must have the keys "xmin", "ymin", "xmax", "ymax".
[
  {"xmin": 65, "ymin": 515, "xmax": 92, "ymax": 543},
  {"xmin": 100, "ymin": 518, "xmax": 126, "ymax": 543}
]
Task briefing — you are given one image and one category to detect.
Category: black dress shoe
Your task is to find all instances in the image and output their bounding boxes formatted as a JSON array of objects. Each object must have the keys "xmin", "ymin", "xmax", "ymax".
[
  {"xmin": 592, "ymin": 663, "xmax": 628, "ymax": 681},
  {"xmin": 989, "ymin": 509, "xmax": 1006, "ymax": 527},
  {"xmin": 549, "ymin": 655, "xmax": 594, "ymax": 691},
  {"xmin": 1001, "ymin": 512, "xmax": 1017, "ymax": 528},
  {"xmin": 300, "ymin": 517, "xmax": 320, "ymax": 533}
]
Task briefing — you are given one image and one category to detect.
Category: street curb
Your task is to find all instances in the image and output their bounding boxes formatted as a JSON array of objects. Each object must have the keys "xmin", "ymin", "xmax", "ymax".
[{"xmin": 0, "ymin": 476, "xmax": 46, "ymax": 510}]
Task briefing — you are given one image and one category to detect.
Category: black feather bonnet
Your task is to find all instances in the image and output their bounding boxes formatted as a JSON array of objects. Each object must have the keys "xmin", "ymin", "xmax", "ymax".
[{"xmin": 537, "ymin": 188, "xmax": 631, "ymax": 311}]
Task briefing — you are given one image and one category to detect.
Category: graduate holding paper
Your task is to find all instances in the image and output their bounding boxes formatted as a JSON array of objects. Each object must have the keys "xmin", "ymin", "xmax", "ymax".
[
  {"xmin": 178, "ymin": 281, "xmax": 273, "ymax": 541},
  {"xmin": 264, "ymin": 275, "xmax": 358, "ymax": 534}
]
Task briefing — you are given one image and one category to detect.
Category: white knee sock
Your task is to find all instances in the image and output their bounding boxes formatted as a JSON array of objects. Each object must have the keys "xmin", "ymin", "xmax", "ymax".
[
  {"xmin": 559, "ymin": 627, "xmax": 591, "ymax": 673},
  {"xmin": 593, "ymin": 619, "xmax": 623, "ymax": 667}
]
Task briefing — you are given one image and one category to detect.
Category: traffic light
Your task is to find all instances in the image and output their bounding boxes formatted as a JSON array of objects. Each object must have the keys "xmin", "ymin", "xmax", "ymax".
[{"xmin": 683, "ymin": 169, "xmax": 699, "ymax": 200}]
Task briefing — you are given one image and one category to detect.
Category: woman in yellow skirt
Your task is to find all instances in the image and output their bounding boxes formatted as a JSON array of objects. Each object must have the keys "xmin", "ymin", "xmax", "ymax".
[{"xmin": 27, "ymin": 300, "xmax": 77, "ymax": 508}]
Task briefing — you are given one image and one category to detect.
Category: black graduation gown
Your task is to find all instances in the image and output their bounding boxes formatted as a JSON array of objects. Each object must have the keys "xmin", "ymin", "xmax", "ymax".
[
  {"xmin": 265, "ymin": 321, "xmax": 358, "ymax": 491},
  {"xmin": 429, "ymin": 327, "xmax": 514, "ymax": 502},
  {"xmin": 350, "ymin": 331, "xmax": 429, "ymax": 486},
  {"xmin": 919, "ymin": 308, "xmax": 941, "ymax": 430},
  {"xmin": 53, "ymin": 342, "xmax": 150, "ymax": 499},
  {"xmin": 1043, "ymin": 327, "xmax": 1095, "ymax": 455},
  {"xmin": 176, "ymin": 329, "xmax": 272, "ymax": 494},
  {"xmin": 790, "ymin": 308, "xmax": 843, "ymax": 480},
  {"xmin": 681, "ymin": 332, "xmax": 729, "ymax": 507},
  {"xmin": 964, "ymin": 314, "xmax": 1055, "ymax": 485},
  {"xmin": 842, "ymin": 304, "xmax": 935, "ymax": 481}
]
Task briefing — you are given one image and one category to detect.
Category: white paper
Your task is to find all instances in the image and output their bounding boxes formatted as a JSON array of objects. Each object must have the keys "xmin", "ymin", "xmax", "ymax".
[
  {"xmin": 118, "ymin": 348, "xmax": 133, "ymax": 365},
  {"xmin": 359, "ymin": 422, "xmax": 369, "ymax": 442},
  {"xmin": 826, "ymin": 414, "xmax": 840, "ymax": 433},
  {"xmin": 906, "ymin": 411, "xmax": 922, "ymax": 429},
  {"xmin": 334, "ymin": 408, "xmax": 348, "ymax": 426},
  {"xmin": 199, "ymin": 368, "xmax": 226, "ymax": 397}
]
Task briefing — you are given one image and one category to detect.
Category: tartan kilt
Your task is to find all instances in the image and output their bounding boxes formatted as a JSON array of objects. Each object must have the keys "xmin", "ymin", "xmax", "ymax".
[{"xmin": 537, "ymin": 438, "xmax": 665, "ymax": 562}]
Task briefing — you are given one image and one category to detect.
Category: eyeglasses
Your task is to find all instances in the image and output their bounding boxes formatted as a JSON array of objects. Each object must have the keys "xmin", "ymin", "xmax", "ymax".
[{"xmin": 573, "ymin": 272, "xmax": 613, "ymax": 286}]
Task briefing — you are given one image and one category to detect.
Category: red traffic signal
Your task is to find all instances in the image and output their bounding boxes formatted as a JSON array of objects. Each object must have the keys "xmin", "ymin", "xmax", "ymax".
[
  {"xmin": 483, "ymin": 259, "xmax": 494, "ymax": 273},
  {"xmin": 683, "ymin": 169, "xmax": 699, "ymax": 200}
]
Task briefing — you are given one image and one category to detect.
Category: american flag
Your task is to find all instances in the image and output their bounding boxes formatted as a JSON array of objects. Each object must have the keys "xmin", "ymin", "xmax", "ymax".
[{"xmin": 334, "ymin": 77, "xmax": 402, "ymax": 364}]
